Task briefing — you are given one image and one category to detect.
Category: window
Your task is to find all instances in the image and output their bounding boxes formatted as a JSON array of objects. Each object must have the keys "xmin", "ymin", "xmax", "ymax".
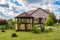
[
  {"xmin": 21, "ymin": 19, "xmax": 30, "ymax": 23},
  {"xmin": 34, "ymin": 18, "xmax": 39, "ymax": 23}
]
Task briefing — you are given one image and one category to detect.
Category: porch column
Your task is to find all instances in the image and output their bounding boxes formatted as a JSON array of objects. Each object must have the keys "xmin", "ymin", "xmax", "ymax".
[
  {"xmin": 29, "ymin": 18, "xmax": 31, "ymax": 23},
  {"xmin": 15, "ymin": 18, "xmax": 18, "ymax": 30},
  {"xmin": 17, "ymin": 18, "xmax": 20, "ymax": 30},
  {"xmin": 32, "ymin": 17, "xmax": 34, "ymax": 27}
]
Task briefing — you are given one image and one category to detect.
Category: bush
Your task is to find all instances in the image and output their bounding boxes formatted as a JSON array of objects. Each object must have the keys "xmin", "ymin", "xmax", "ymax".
[
  {"xmin": 49, "ymin": 28, "xmax": 53, "ymax": 30},
  {"xmin": 11, "ymin": 33, "xmax": 17, "ymax": 37},
  {"xmin": 1, "ymin": 26, "xmax": 5, "ymax": 32},
  {"xmin": 45, "ymin": 17, "xmax": 54, "ymax": 26},
  {"xmin": 49, "ymin": 12, "xmax": 56, "ymax": 23},
  {"xmin": 32, "ymin": 27, "xmax": 40, "ymax": 34},
  {"xmin": 40, "ymin": 25, "xmax": 45, "ymax": 32},
  {"xmin": 7, "ymin": 19, "xmax": 14, "ymax": 29},
  {"xmin": 1, "ymin": 30, "xmax": 5, "ymax": 32}
]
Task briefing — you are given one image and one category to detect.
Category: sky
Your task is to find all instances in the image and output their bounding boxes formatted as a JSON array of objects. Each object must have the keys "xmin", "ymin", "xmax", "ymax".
[{"xmin": 0, "ymin": 0, "xmax": 60, "ymax": 19}]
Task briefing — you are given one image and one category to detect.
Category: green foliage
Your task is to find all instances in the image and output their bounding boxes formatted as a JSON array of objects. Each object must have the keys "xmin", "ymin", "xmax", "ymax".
[
  {"xmin": 7, "ymin": 19, "xmax": 14, "ymax": 29},
  {"xmin": 34, "ymin": 18, "xmax": 39, "ymax": 23},
  {"xmin": 32, "ymin": 27, "xmax": 40, "ymax": 33},
  {"xmin": 45, "ymin": 17, "xmax": 54, "ymax": 26},
  {"xmin": 0, "ymin": 25, "xmax": 6, "ymax": 32},
  {"xmin": 40, "ymin": 25, "xmax": 45, "ymax": 32},
  {"xmin": 49, "ymin": 12, "xmax": 56, "ymax": 23},
  {"xmin": 0, "ymin": 25, "xmax": 2, "ymax": 29},
  {"xmin": 45, "ymin": 12, "xmax": 56, "ymax": 26},
  {"xmin": 11, "ymin": 33, "xmax": 17, "ymax": 37},
  {"xmin": 16, "ymin": 19, "xmax": 20, "ymax": 24},
  {"xmin": 0, "ymin": 29, "xmax": 60, "ymax": 40},
  {"xmin": 49, "ymin": 28, "xmax": 53, "ymax": 30},
  {"xmin": 1, "ymin": 29, "xmax": 5, "ymax": 32}
]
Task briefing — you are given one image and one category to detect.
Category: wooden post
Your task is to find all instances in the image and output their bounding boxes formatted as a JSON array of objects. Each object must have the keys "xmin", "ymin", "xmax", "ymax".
[
  {"xmin": 15, "ymin": 18, "xmax": 18, "ymax": 30},
  {"xmin": 18, "ymin": 18, "xmax": 20, "ymax": 30},
  {"xmin": 24, "ymin": 18, "xmax": 28, "ymax": 31},
  {"xmin": 32, "ymin": 17, "xmax": 34, "ymax": 27}
]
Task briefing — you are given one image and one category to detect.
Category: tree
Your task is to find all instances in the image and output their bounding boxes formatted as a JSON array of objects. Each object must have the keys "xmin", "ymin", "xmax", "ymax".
[
  {"xmin": 0, "ymin": 19, "xmax": 8, "ymax": 32},
  {"xmin": 45, "ymin": 12, "xmax": 56, "ymax": 26},
  {"xmin": 49, "ymin": 12, "xmax": 56, "ymax": 23},
  {"xmin": 7, "ymin": 19, "xmax": 14, "ymax": 29},
  {"xmin": 45, "ymin": 17, "xmax": 54, "ymax": 26}
]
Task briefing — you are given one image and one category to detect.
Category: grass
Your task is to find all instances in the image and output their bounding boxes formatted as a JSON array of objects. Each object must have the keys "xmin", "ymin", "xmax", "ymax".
[
  {"xmin": 0, "ymin": 23, "xmax": 60, "ymax": 40},
  {"xmin": 0, "ymin": 27, "xmax": 60, "ymax": 40}
]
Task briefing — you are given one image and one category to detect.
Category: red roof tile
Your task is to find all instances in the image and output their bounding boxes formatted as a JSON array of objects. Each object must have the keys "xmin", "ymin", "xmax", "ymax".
[
  {"xmin": 15, "ymin": 8, "xmax": 50, "ymax": 18},
  {"xmin": 15, "ymin": 12, "xmax": 33, "ymax": 18}
]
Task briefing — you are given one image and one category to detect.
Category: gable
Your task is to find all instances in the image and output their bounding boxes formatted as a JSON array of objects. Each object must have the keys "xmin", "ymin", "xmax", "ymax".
[
  {"xmin": 31, "ymin": 9, "xmax": 49, "ymax": 19},
  {"xmin": 15, "ymin": 8, "xmax": 50, "ymax": 19}
]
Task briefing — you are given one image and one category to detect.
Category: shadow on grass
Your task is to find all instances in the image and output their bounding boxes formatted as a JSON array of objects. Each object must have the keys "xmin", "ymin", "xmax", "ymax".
[
  {"xmin": 32, "ymin": 29, "xmax": 53, "ymax": 34},
  {"xmin": 16, "ymin": 29, "xmax": 32, "ymax": 32},
  {"xmin": 41, "ymin": 30, "xmax": 53, "ymax": 33},
  {"xmin": 15, "ymin": 29, "xmax": 53, "ymax": 34}
]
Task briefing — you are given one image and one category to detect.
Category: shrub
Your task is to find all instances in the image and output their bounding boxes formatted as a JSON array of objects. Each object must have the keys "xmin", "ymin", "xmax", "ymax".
[
  {"xmin": 11, "ymin": 33, "xmax": 17, "ymax": 37},
  {"xmin": 32, "ymin": 27, "xmax": 40, "ymax": 34},
  {"xmin": 49, "ymin": 12, "xmax": 56, "ymax": 23},
  {"xmin": 1, "ymin": 26, "xmax": 5, "ymax": 32},
  {"xmin": 40, "ymin": 25, "xmax": 45, "ymax": 32},
  {"xmin": 1, "ymin": 30, "xmax": 5, "ymax": 32},
  {"xmin": 45, "ymin": 17, "xmax": 54, "ymax": 26},
  {"xmin": 7, "ymin": 19, "xmax": 14, "ymax": 29},
  {"xmin": 49, "ymin": 28, "xmax": 53, "ymax": 30}
]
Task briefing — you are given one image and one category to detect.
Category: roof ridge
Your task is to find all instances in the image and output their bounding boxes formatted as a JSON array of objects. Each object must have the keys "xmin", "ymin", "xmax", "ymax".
[
  {"xmin": 30, "ymin": 8, "xmax": 50, "ymax": 15},
  {"xmin": 15, "ymin": 8, "xmax": 50, "ymax": 18}
]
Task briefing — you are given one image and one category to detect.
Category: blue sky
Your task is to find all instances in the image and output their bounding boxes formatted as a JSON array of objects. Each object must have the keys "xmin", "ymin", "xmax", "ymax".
[
  {"xmin": 54, "ymin": 0, "xmax": 60, "ymax": 6},
  {"xmin": 6, "ymin": 0, "xmax": 22, "ymax": 6},
  {"xmin": 0, "ymin": 0, "xmax": 60, "ymax": 19}
]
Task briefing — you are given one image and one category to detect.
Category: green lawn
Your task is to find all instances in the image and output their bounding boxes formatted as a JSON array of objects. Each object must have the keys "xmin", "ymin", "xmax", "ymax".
[{"xmin": 0, "ymin": 27, "xmax": 60, "ymax": 40}]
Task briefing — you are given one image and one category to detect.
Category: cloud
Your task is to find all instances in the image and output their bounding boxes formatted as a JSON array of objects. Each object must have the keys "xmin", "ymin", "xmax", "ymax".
[
  {"xmin": 0, "ymin": 6, "xmax": 25, "ymax": 19},
  {"xmin": 0, "ymin": 0, "xmax": 60, "ymax": 19},
  {"xmin": 0, "ymin": 3, "xmax": 9, "ymax": 8},
  {"xmin": 54, "ymin": 8, "xmax": 60, "ymax": 12},
  {"xmin": 0, "ymin": 0, "xmax": 26, "ymax": 19},
  {"xmin": 19, "ymin": 0, "xmax": 60, "ymax": 13},
  {"xmin": 24, "ymin": 0, "xmax": 43, "ymax": 4},
  {"xmin": 17, "ymin": 0, "xmax": 60, "ymax": 19},
  {"xmin": 6, "ymin": 0, "xmax": 22, "ymax": 6}
]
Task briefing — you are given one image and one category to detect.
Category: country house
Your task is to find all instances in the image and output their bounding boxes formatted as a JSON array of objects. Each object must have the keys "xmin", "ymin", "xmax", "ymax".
[{"xmin": 15, "ymin": 8, "xmax": 50, "ymax": 30}]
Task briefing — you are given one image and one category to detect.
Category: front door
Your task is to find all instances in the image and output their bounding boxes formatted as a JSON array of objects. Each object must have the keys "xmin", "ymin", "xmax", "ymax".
[{"xmin": 39, "ymin": 17, "xmax": 43, "ymax": 24}]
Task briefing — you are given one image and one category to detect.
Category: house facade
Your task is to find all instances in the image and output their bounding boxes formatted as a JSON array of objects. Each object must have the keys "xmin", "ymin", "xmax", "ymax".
[{"xmin": 15, "ymin": 8, "xmax": 50, "ymax": 31}]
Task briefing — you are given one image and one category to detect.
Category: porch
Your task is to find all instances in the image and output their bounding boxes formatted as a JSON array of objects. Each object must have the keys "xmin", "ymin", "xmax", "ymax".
[{"xmin": 15, "ymin": 17, "xmax": 34, "ymax": 31}]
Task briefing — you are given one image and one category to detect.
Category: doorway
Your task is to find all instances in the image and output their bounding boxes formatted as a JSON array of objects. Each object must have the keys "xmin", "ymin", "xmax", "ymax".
[{"xmin": 39, "ymin": 17, "xmax": 43, "ymax": 24}]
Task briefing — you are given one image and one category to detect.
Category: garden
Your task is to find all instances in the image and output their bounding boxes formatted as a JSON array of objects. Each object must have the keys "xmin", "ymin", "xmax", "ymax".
[
  {"xmin": 0, "ymin": 25, "xmax": 60, "ymax": 40},
  {"xmin": 0, "ymin": 13, "xmax": 60, "ymax": 40}
]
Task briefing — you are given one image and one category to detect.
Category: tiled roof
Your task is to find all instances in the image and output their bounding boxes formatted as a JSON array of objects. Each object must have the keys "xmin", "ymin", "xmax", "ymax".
[
  {"xmin": 15, "ymin": 12, "xmax": 33, "ymax": 18},
  {"xmin": 26, "ymin": 10, "xmax": 35, "ymax": 14},
  {"xmin": 15, "ymin": 8, "xmax": 50, "ymax": 18}
]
